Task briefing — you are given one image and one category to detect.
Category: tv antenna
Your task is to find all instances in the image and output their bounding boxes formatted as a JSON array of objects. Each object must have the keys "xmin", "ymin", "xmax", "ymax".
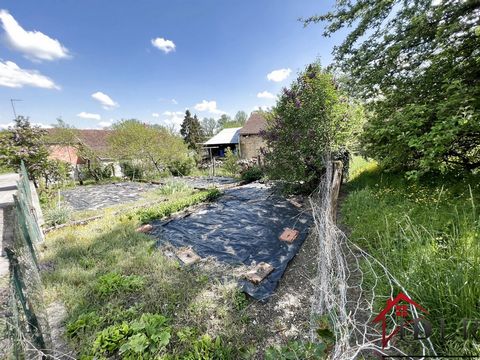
[{"xmin": 10, "ymin": 99, "xmax": 22, "ymax": 119}]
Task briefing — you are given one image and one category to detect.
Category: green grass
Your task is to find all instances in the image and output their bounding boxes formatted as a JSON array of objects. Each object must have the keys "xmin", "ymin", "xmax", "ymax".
[
  {"xmin": 342, "ymin": 156, "xmax": 480, "ymax": 355},
  {"xmin": 41, "ymin": 189, "xmax": 250, "ymax": 359}
]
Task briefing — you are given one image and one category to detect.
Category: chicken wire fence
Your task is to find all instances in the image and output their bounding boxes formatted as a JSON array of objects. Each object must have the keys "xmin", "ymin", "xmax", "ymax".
[
  {"xmin": 3, "ymin": 162, "xmax": 53, "ymax": 359},
  {"xmin": 308, "ymin": 158, "xmax": 438, "ymax": 359}
]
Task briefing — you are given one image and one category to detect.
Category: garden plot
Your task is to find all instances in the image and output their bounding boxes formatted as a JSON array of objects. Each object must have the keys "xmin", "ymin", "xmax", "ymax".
[
  {"xmin": 149, "ymin": 183, "xmax": 312, "ymax": 300},
  {"xmin": 61, "ymin": 182, "xmax": 161, "ymax": 211}
]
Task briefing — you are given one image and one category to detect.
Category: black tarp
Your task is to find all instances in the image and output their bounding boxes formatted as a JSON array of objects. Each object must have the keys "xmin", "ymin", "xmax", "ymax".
[{"xmin": 149, "ymin": 184, "xmax": 312, "ymax": 301}]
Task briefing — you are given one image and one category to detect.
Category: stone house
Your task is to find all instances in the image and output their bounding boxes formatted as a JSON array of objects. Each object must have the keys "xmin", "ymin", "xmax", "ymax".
[{"xmin": 239, "ymin": 113, "xmax": 267, "ymax": 159}]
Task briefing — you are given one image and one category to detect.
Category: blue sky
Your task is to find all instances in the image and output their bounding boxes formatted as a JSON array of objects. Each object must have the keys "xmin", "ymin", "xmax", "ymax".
[{"xmin": 0, "ymin": 0, "xmax": 344, "ymax": 130}]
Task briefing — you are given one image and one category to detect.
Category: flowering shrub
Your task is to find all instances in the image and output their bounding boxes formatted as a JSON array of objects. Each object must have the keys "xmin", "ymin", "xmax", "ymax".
[{"xmin": 261, "ymin": 62, "xmax": 364, "ymax": 192}]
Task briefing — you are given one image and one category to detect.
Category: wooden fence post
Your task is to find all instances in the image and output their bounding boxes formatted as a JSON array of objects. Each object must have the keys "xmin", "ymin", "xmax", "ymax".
[{"xmin": 330, "ymin": 160, "xmax": 343, "ymax": 223}]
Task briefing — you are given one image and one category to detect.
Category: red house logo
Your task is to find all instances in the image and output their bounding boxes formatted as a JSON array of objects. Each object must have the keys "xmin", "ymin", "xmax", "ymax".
[{"xmin": 373, "ymin": 292, "xmax": 428, "ymax": 348}]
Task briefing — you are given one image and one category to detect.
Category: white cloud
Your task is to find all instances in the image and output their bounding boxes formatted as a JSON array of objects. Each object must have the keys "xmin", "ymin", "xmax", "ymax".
[
  {"xmin": 257, "ymin": 91, "xmax": 275, "ymax": 99},
  {"xmin": 152, "ymin": 112, "xmax": 160, "ymax": 118},
  {"xmin": 0, "ymin": 9, "xmax": 69, "ymax": 61},
  {"xmin": 171, "ymin": 99, "xmax": 178, "ymax": 105},
  {"xmin": 0, "ymin": 122, "xmax": 14, "ymax": 129},
  {"xmin": 151, "ymin": 37, "xmax": 176, "ymax": 53},
  {"xmin": 194, "ymin": 100, "xmax": 225, "ymax": 115},
  {"xmin": 91, "ymin": 91, "xmax": 118, "ymax": 110},
  {"xmin": 267, "ymin": 68, "xmax": 291, "ymax": 82},
  {"xmin": 77, "ymin": 112, "xmax": 101, "ymax": 120},
  {"xmin": 98, "ymin": 120, "xmax": 114, "ymax": 128},
  {"xmin": 161, "ymin": 111, "xmax": 184, "ymax": 129},
  {"xmin": 0, "ymin": 60, "xmax": 59, "ymax": 89}
]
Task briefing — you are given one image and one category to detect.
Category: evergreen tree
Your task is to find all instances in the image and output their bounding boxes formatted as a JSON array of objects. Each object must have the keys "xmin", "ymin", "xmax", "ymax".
[{"xmin": 180, "ymin": 110, "xmax": 204, "ymax": 150}]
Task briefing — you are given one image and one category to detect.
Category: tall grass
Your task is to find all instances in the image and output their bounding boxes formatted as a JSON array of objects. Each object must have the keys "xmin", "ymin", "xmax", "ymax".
[{"xmin": 342, "ymin": 157, "xmax": 480, "ymax": 354}]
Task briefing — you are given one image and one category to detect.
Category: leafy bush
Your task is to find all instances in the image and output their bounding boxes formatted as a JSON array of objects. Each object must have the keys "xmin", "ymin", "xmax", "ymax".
[
  {"xmin": 157, "ymin": 181, "xmax": 192, "ymax": 196},
  {"xmin": 136, "ymin": 189, "xmax": 221, "ymax": 224},
  {"xmin": 167, "ymin": 158, "xmax": 194, "ymax": 176},
  {"xmin": 262, "ymin": 62, "xmax": 364, "ymax": 192},
  {"xmin": 120, "ymin": 161, "xmax": 144, "ymax": 180},
  {"xmin": 44, "ymin": 204, "xmax": 73, "ymax": 226},
  {"xmin": 91, "ymin": 313, "xmax": 171, "ymax": 359},
  {"xmin": 67, "ymin": 312, "xmax": 103, "ymax": 338},
  {"xmin": 222, "ymin": 147, "xmax": 240, "ymax": 176},
  {"xmin": 94, "ymin": 273, "xmax": 145, "ymax": 297},
  {"xmin": 182, "ymin": 334, "xmax": 236, "ymax": 360},
  {"xmin": 240, "ymin": 166, "xmax": 263, "ymax": 183}
]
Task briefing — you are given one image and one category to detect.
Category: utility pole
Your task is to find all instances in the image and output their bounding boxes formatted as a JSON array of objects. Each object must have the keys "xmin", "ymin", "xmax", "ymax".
[{"xmin": 10, "ymin": 99, "xmax": 22, "ymax": 120}]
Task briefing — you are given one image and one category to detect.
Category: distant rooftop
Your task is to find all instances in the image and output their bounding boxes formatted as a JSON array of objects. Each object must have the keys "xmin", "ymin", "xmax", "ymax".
[
  {"xmin": 239, "ymin": 113, "xmax": 267, "ymax": 135},
  {"xmin": 204, "ymin": 127, "xmax": 241, "ymax": 146},
  {"xmin": 45, "ymin": 129, "xmax": 112, "ymax": 156}
]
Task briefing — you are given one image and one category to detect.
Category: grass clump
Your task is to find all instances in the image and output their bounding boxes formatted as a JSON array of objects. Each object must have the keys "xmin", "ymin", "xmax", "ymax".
[
  {"xmin": 136, "ymin": 188, "xmax": 221, "ymax": 223},
  {"xmin": 44, "ymin": 203, "xmax": 73, "ymax": 226},
  {"xmin": 94, "ymin": 273, "xmax": 145, "ymax": 297},
  {"xmin": 156, "ymin": 180, "xmax": 192, "ymax": 196},
  {"xmin": 342, "ymin": 156, "xmax": 480, "ymax": 354}
]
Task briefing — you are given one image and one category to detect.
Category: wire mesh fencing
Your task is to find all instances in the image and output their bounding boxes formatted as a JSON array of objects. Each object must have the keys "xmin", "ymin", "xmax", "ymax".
[
  {"xmin": 309, "ymin": 158, "xmax": 437, "ymax": 359},
  {"xmin": 3, "ymin": 162, "xmax": 52, "ymax": 359}
]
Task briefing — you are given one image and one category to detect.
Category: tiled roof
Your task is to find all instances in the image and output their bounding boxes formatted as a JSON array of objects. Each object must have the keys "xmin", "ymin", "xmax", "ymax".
[
  {"xmin": 204, "ymin": 127, "xmax": 241, "ymax": 145},
  {"xmin": 239, "ymin": 113, "xmax": 267, "ymax": 135},
  {"xmin": 45, "ymin": 129, "xmax": 112, "ymax": 156}
]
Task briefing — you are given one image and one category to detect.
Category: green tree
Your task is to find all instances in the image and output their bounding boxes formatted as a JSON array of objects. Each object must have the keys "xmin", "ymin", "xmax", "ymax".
[
  {"xmin": 109, "ymin": 119, "xmax": 192, "ymax": 177},
  {"xmin": 201, "ymin": 117, "xmax": 218, "ymax": 138},
  {"xmin": 180, "ymin": 110, "xmax": 204, "ymax": 150},
  {"xmin": 262, "ymin": 63, "xmax": 364, "ymax": 191},
  {"xmin": 234, "ymin": 111, "xmax": 248, "ymax": 126},
  {"xmin": 223, "ymin": 147, "xmax": 240, "ymax": 176},
  {"xmin": 0, "ymin": 116, "xmax": 50, "ymax": 187},
  {"xmin": 218, "ymin": 114, "xmax": 242, "ymax": 129},
  {"xmin": 304, "ymin": 0, "xmax": 480, "ymax": 175}
]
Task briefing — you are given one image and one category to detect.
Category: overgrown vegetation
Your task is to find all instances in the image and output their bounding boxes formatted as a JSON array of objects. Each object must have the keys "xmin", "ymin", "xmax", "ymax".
[
  {"xmin": 0, "ymin": 117, "xmax": 71, "ymax": 187},
  {"xmin": 109, "ymin": 119, "xmax": 193, "ymax": 179},
  {"xmin": 222, "ymin": 147, "xmax": 240, "ymax": 177},
  {"xmin": 342, "ymin": 157, "xmax": 480, "ymax": 354},
  {"xmin": 136, "ymin": 188, "xmax": 220, "ymax": 223},
  {"xmin": 305, "ymin": 1, "xmax": 480, "ymax": 177},
  {"xmin": 240, "ymin": 166, "xmax": 264, "ymax": 183},
  {"xmin": 41, "ymin": 189, "xmax": 252, "ymax": 359},
  {"xmin": 262, "ymin": 62, "xmax": 364, "ymax": 192}
]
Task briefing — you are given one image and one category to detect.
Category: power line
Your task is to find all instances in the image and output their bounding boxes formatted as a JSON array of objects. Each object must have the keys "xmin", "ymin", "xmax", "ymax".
[{"xmin": 10, "ymin": 99, "xmax": 22, "ymax": 119}]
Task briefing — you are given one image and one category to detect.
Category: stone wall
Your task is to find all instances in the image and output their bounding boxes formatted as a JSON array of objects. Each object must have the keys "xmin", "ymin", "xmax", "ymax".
[{"xmin": 240, "ymin": 134, "xmax": 266, "ymax": 159}]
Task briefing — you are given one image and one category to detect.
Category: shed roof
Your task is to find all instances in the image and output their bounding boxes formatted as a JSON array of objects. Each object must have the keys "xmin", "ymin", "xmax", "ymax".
[
  {"xmin": 204, "ymin": 127, "xmax": 241, "ymax": 146},
  {"xmin": 239, "ymin": 113, "xmax": 267, "ymax": 135}
]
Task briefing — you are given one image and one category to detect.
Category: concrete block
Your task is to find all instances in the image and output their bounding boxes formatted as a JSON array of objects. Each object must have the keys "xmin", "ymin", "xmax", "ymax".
[{"xmin": 279, "ymin": 228, "xmax": 299, "ymax": 243}]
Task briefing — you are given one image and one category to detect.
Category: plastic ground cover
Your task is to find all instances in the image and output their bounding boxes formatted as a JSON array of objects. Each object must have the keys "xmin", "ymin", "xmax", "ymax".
[{"xmin": 149, "ymin": 183, "xmax": 312, "ymax": 300}]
